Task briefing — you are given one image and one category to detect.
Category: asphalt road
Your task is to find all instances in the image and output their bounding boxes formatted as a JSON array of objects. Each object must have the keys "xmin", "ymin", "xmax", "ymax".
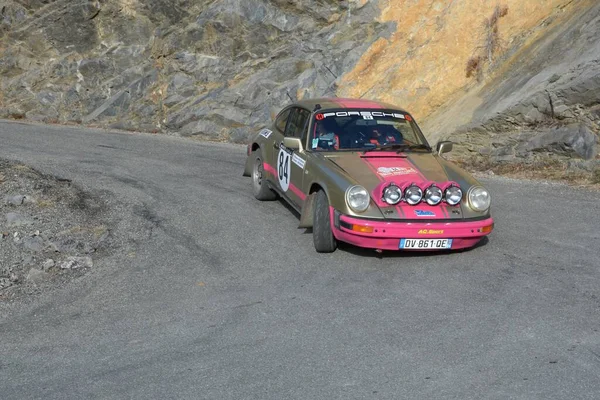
[{"xmin": 0, "ymin": 120, "xmax": 599, "ymax": 400}]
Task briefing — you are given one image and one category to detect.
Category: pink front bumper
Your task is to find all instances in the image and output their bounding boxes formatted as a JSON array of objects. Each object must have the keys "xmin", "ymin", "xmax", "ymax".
[{"xmin": 332, "ymin": 209, "xmax": 494, "ymax": 251}]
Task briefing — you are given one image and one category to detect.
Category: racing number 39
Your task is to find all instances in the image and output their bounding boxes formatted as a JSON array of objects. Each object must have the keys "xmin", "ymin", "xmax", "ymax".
[{"xmin": 277, "ymin": 148, "xmax": 291, "ymax": 192}]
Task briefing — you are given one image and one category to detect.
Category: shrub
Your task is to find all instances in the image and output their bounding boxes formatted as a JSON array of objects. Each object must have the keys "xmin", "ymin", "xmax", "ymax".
[
  {"xmin": 466, "ymin": 4, "xmax": 509, "ymax": 80},
  {"xmin": 465, "ymin": 55, "xmax": 483, "ymax": 79}
]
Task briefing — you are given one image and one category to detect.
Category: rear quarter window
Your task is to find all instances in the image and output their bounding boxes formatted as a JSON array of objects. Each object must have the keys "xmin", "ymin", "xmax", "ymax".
[{"xmin": 275, "ymin": 109, "xmax": 291, "ymax": 133}]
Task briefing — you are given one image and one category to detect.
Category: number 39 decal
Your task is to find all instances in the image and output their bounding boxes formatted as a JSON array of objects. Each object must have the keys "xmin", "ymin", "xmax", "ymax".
[{"xmin": 277, "ymin": 148, "xmax": 291, "ymax": 192}]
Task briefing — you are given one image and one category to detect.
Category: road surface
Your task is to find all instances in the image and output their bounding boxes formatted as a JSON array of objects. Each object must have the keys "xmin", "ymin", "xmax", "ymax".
[{"xmin": 0, "ymin": 120, "xmax": 599, "ymax": 399}]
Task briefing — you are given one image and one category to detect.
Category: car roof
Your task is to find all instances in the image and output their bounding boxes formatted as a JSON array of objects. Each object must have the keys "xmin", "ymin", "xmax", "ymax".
[{"xmin": 293, "ymin": 97, "xmax": 408, "ymax": 113}]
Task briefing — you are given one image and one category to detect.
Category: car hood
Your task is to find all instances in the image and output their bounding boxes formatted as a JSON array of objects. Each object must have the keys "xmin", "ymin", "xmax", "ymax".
[{"xmin": 324, "ymin": 151, "xmax": 469, "ymax": 220}]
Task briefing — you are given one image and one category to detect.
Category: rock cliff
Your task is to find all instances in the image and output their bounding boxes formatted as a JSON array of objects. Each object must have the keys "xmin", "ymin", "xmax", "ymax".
[
  {"xmin": 0, "ymin": 0, "xmax": 598, "ymax": 177},
  {"xmin": 0, "ymin": 0, "xmax": 393, "ymax": 142}
]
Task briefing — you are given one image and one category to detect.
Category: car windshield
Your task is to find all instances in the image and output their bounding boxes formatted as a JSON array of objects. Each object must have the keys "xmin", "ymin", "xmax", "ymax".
[{"xmin": 310, "ymin": 110, "xmax": 431, "ymax": 152}]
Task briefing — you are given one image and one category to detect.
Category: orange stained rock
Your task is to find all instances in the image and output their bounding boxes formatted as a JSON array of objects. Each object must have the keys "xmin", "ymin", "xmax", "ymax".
[{"xmin": 338, "ymin": 0, "xmax": 582, "ymax": 120}]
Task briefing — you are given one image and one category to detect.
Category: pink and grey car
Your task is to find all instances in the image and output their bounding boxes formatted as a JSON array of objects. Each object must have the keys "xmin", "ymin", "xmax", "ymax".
[{"xmin": 243, "ymin": 98, "xmax": 494, "ymax": 253}]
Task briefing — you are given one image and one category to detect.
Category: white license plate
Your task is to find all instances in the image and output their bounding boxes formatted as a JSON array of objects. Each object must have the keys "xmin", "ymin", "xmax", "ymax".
[{"xmin": 400, "ymin": 238, "xmax": 453, "ymax": 250}]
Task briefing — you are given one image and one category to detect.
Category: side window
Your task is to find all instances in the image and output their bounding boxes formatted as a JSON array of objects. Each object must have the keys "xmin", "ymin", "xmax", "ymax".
[
  {"xmin": 294, "ymin": 109, "xmax": 310, "ymax": 138},
  {"xmin": 275, "ymin": 109, "xmax": 291, "ymax": 133},
  {"xmin": 285, "ymin": 108, "xmax": 310, "ymax": 138}
]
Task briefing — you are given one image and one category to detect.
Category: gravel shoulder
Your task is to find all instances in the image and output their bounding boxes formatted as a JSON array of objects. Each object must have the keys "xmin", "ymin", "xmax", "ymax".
[{"xmin": 0, "ymin": 159, "xmax": 132, "ymax": 305}]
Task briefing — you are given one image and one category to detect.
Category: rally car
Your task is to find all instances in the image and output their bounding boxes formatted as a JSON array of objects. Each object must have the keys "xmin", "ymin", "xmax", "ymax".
[{"xmin": 243, "ymin": 98, "xmax": 494, "ymax": 253}]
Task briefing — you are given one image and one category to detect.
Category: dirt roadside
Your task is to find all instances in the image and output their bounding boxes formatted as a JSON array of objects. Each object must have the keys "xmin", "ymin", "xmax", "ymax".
[{"xmin": 0, "ymin": 159, "xmax": 134, "ymax": 304}]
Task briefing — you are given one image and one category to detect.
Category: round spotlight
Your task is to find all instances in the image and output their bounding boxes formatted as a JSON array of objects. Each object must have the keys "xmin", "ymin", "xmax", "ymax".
[
  {"xmin": 405, "ymin": 185, "xmax": 423, "ymax": 205},
  {"xmin": 445, "ymin": 185, "xmax": 463, "ymax": 206},
  {"xmin": 383, "ymin": 185, "xmax": 402, "ymax": 205},
  {"xmin": 424, "ymin": 185, "xmax": 443, "ymax": 205}
]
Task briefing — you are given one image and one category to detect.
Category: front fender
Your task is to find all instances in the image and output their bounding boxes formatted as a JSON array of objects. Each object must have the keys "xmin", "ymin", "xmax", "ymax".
[{"xmin": 298, "ymin": 155, "xmax": 384, "ymax": 228}]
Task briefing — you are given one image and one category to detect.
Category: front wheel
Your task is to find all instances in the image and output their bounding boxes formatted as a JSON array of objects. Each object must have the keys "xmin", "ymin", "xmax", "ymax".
[
  {"xmin": 313, "ymin": 190, "xmax": 337, "ymax": 253},
  {"xmin": 252, "ymin": 149, "xmax": 277, "ymax": 201}
]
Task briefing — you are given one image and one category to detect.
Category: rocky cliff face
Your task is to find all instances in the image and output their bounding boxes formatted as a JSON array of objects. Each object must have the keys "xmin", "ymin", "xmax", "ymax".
[
  {"xmin": 419, "ymin": 0, "xmax": 600, "ymax": 176},
  {"xmin": 0, "ymin": 0, "xmax": 598, "ymax": 177},
  {"xmin": 0, "ymin": 0, "xmax": 393, "ymax": 142}
]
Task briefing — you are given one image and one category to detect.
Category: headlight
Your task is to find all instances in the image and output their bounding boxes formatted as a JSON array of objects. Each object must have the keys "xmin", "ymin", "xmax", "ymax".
[
  {"xmin": 424, "ymin": 185, "xmax": 443, "ymax": 205},
  {"xmin": 445, "ymin": 185, "xmax": 463, "ymax": 206},
  {"xmin": 467, "ymin": 186, "xmax": 491, "ymax": 211},
  {"xmin": 405, "ymin": 185, "xmax": 423, "ymax": 205},
  {"xmin": 346, "ymin": 185, "xmax": 370, "ymax": 212},
  {"xmin": 383, "ymin": 185, "xmax": 402, "ymax": 205}
]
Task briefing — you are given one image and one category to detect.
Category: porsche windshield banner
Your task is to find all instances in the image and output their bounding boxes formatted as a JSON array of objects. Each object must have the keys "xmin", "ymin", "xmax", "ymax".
[{"xmin": 316, "ymin": 111, "xmax": 407, "ymax": 120}]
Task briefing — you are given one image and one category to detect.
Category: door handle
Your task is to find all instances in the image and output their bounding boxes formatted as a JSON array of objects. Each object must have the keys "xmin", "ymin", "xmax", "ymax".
[{"xmin": 273, "ymin": 142, "xmax": 280, "ymax": 149}]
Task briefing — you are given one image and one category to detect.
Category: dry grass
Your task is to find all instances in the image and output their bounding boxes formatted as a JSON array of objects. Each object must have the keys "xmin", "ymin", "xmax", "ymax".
[
  {"xmin": 465, "ymin": 55, "xmax": 483, "ymax": 80},
  {"xmin": 458, "ymin": 155, "xmax": 600, "ymax": 188},
  {"xmin": 36, "ymin": 200, "xmax": 55, "ymax": 208},
  {"xmin": 466, "ymin": 4, "xmax": 509, "ymax": 80},
  {"xmin": 484, "ymin": 4, "xmax": 509, "ymax": 62},
  {"xmin": 592, "ymin": 168, "xmax": 600, "ymax": 184}
]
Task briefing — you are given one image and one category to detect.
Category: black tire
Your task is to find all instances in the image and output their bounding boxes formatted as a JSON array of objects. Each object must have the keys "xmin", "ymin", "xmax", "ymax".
[
  {"xmin": 252, "ymin": 148, "xmax": 277, "ymax": 201},
  {"xmin": 313, "ymin": 190, "xmax": 337, "ymax": 253}
]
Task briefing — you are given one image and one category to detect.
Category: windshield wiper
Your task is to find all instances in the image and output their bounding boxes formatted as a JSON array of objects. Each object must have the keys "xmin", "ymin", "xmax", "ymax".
[{"xmin": 405, "ymin": 144, "xmax": 432, "ymax": 152}]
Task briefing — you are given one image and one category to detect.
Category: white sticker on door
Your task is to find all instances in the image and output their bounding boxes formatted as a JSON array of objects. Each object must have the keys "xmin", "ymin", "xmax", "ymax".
[
  {"xmin": 292, "ymin": 153, "xmax": 306, "ymax": 169},
  {"xmin": 277, "ymin": 148, "xmax": 292, "ymax": 192}
]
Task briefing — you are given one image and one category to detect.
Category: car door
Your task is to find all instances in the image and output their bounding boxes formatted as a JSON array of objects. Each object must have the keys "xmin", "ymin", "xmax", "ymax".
[
  {"xmin": 269, "ymin": 107, "xmax": 291, "ymax": 184},
  {"xmin": 274, "ymin": 107, "xmax": 310, "ymax": 207}
]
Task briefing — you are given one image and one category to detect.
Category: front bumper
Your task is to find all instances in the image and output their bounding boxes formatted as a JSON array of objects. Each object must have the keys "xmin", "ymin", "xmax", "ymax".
[{"xmin": 331, "ymin": 208, "xmax": 494, "ymax": 251}]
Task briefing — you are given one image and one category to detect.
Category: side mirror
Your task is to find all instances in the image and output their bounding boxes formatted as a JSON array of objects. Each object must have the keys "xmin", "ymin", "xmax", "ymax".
[
  {"xmin": 436, "ymin": 141, "xmax": 453, "ymax": 156},
  {"xmin": 283, "ymin": 137, "xmax": 302, "ymax": 151}
]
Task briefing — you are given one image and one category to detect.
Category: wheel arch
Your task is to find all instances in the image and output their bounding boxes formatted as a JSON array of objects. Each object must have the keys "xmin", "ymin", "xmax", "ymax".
[
  {"xmin": 298, "ymin": 181, "xmax": 330, "ymax": 229},
  {"xmin": 243, "ymin": 142, "xmax": 264, "ymax": 177}
]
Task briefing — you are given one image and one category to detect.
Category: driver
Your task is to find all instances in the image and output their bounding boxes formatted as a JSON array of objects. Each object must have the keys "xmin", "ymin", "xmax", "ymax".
[{"xmin": 315, "ymin": 122, "xmax": 340, "ymax": 150}]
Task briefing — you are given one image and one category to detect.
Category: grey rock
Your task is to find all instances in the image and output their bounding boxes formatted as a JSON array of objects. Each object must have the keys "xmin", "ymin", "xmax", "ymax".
[
  {"xmin": 567, "ymin": 159, "xmax": 600, "ymax": 172},
  {"xmin": 22, "ymin": 236, "xmax": 45, "ymax": 252},
  {"xmin": 42, "ymin": 259, "xmax": 56, "ymax": 271},
  {"xmin": 525, "ymin": 124, "xmax": 597, "ymax": 160},
  {"xmin": 491, "ymin": 154, "xmax": 517, "ymax": 163},
  {"xmin": 6, "ymin": 212, "xmax": 33, "ymax": 227},
  {"xmin": 48, "ymin": 238, "xmax": 82, "ymax": 253},
  {"xmin": 60, "ymin": 256, "xmax": 93, "ymax": 270},
  {"xmin": 23, "ymin": 195, "xmax": 37, "ymax": 205},
  {"xmin": 37, "ymin": 91, "xmax": 60, "ymax": 106},
  {"xmin": 22, "ymin": 254, "xmax": 35, "ymax": 266},
  {"xmin": 168, "ymin": 73, "xmax": 194, "ymax": 95},
  {"xmin": 25, "ymin": 268, "xmax": 51, "ymax": 285},
  {"xmin": 108, "ymin": 121, "xmax": 136, "ymax": 131},
  {"xmin": 0, "ymin": 265, "xmax": 13, "ymax": 276},
  {"xmin": 164, "ymin": 94, "xmax": 189, "ymax": 107},
  {"xmin": 78, "ymin": 59, "xmax": 110, "ymax": 80},
  {"xmin": 0, "ymin": 278, "xmax": 13, "ymax": 290},
  {"xmin": 25, "ymin": 108, "xmax": 59, "ymax": 122},
  {"xmin": 5, "ymin": 195, "xmax": 25, "ymax": 206},
  {"xmin": 490, "ymin": 146, "xmax": 515, "ymax": 158}
]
